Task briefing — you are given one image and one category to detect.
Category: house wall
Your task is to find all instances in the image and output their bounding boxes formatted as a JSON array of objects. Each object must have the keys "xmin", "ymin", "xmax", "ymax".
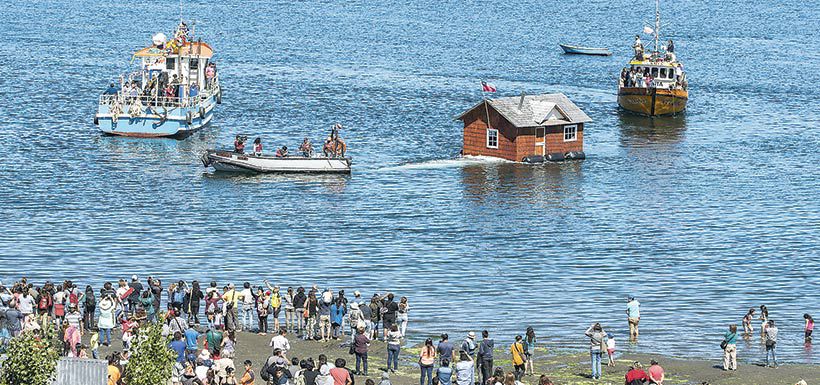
[
  {"xmin": 544, "ymin": 123, "xmax": 584, "ymax": 154},
  {"xmin": 462, "ymin": 105, "xmax": 518, "ymax": 161}
]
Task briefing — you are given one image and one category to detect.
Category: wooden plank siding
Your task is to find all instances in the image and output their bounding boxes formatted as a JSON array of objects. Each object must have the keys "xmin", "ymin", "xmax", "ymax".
[{"xmin": 461, "ymin": 103, "xmax": 584, "ymax": 161}]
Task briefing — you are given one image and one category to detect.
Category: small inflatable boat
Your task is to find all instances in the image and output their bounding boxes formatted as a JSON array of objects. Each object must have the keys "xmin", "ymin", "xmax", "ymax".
[{"xmin": 201, "ymin": 150, "xmax": 352, "ymax": 174}]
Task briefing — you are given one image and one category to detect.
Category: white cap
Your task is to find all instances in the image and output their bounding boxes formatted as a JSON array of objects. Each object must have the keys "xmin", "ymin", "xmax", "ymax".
[{"xmin": 132, "ymin": 275, "xmax": 138, "ymax": 281}]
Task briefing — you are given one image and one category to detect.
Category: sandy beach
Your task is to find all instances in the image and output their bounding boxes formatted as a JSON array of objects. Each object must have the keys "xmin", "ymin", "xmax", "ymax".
[{"xmin": 87, "ymin": 329, "xmax": 819, "ymax": 385}]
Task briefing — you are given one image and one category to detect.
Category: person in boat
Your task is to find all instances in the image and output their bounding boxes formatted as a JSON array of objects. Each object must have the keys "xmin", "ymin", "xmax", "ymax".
[
  {"xmin": 205, "ymin": 64, "xmax": 216, "ymax": 90},
  {"xmin": 299, "ymin": 138, "xmax": 314, "ymax": 157},
  {"xmin": 234, "ymin": 135, "xmax": 246, "ymax": 154},
  {"xmin": 189, "ymin": 83, "xmax": 199, "ymax": 100},
  {"xmin": 666, "ymin": 39, "xmax": 675, "ymax": 53},
  {"xmin": 633, "ymin": 35, "xmax": 644, "ymax": 60},
  {"xmin": 103, "ymin": 83, "xmax": 119, "ymax": 96},
  {"xmin": 275, "ymin": 146, "xmax": 289, "ymax": 158},
  {"xmin": 253, "ymin": 138, "xmax": 263, "ymax": 156}
]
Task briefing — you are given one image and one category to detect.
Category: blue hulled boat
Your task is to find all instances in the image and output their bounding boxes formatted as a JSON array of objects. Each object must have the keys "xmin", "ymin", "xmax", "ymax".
[{"xmin": 94, "ymin": 22, "xmax": 222, "ymax": 138}]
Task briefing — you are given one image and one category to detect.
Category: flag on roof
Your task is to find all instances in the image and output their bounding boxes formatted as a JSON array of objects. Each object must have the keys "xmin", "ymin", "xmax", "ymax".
[{"xmin": 481, "ymin": 81, "xmax": 497, "ymax": 92}]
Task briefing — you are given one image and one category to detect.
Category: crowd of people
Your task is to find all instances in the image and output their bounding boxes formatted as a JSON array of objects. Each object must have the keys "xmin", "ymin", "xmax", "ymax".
[
  {"xmin": 232, "ymin": 123, "xmax": 346, "ymax": 158},
  {"xmin": 102, "ymin": 62, "xmax": 218, "ymax": 110},
  {"xmin": 0, "ymin": 278, "xmax": 815, "ymax": 385}
]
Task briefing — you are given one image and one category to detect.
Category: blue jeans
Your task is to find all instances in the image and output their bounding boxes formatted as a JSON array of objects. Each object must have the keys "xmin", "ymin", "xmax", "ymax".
[
  {"xmin": 387, "ymin": 344, "xmax": 400, "ymax": 371},
  {"xmin": 242, "ymin": 307, "xmax": 254, "ymax": 330},
  {"xmin": 420, "ymin": 365, "xmax": 433, "ymax": 385},
  {"xmin": 590, "ymin": 351, "xmax": 602, "ymax": 378},
  {"xmin": 766, "ymin": 343, "xmax": 777, "ymax": 366},
  {"xmin": 355, "ymin": 352, "xmax": 368, "ymax": 374},
  {"xmin": 99, "ymin": 328, "xmax": 111, "ymax": 345}
]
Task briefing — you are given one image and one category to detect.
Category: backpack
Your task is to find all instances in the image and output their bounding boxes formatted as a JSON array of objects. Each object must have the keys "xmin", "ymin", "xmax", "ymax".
[
  {"xmin": 294, "ymin": 369, "xmax": 307, "ymax": 385},
  {"xmin": 85, "ymin": 292, "xmax": 96, "ymax": 308},
  {"xmin": 260, "ymin": 358, "xmax": 272, "ymax": 381},
  {"xmin": 69, "ymin": 290, "xmax": 79, "ymax": 306},
  {"xmin": 38, "ymin": 296, "xmax": 50, "ymax": 310}
]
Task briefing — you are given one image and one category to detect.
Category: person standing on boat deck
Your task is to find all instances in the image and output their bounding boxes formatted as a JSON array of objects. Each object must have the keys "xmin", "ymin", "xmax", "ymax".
[
  {"xmin": 189, "ymin": 83, "xmax": 199, "ymax": 100},
  {"xmin": 633, "ymin": 35, "xmax": 643, "ymax": 60},
  {"xmin": 103, "ymin": 83, "xmax": 119, "ymax": 96},
  {"xmin": 252, "ymin": 138, "xmax": 263, "ymax": 156},
  {"xmin": 300, "ymin": 138, "xmax": 314, "ymax": 157},
  {"xmin": 626, "ymin": 297, "xmax": 641, "ymax": 339},
  {"xmin": 666, "ymin": 39, "xmax": 675, "ymax": 53}
]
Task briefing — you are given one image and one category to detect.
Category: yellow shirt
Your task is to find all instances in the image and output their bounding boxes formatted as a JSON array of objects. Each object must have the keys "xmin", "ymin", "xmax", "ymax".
[
  {"xmin": 270, "ymin": 292, "xmax": 281, "ymax": 308},
  {"xmin": 511, "ymin": 342, "xmax": 525, "ymax": 365},
  {"xmin": 107, "ymin": 365, "xmax": 121, "ymax": 385},
  {"xmin": 222, "ymin": 289, "xmax": 240, "ymax": 307}
]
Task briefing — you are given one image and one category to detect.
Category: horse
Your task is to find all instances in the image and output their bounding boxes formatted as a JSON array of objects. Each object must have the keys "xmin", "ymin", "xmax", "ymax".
[{"xmin": 323, "ymin": 139, "xmax": 347, "ymax": 158}]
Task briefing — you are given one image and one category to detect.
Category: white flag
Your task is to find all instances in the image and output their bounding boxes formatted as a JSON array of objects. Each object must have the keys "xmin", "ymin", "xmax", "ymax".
[{"xmin": 643, "ymin": 26, "xmax": 655, "ymax": 35}]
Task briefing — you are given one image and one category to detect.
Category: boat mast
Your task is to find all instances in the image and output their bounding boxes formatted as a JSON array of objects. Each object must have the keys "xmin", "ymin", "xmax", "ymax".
[{"xmin": 654, "ymin": 0, "xmax": 660, "ymax": 53}]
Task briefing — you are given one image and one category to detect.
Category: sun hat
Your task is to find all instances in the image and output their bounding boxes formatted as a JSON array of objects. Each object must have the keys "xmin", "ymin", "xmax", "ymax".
[
  {"xmin": 354, "ymin": 291, "xmax": 361, "ymax": 296},
  {"xmin": 350, "ymin": 302, "xmax": 359, "ymax": 310},
  {"xmin": 467, "ymin": 331, "xmax": 476, "ymax": 339},
  {"xmin": 99, "ymin": 298, "xmax": 114, "ymax": 311},
  {"xmin": 198, "ymin": 350, "xmax": 211, "ymax": 361}
]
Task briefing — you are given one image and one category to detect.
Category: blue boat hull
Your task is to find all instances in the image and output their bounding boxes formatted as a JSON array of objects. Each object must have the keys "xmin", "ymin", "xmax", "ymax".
[{"xmin": 95, "ymin": 95, "xmax": 217, "ymax": 138}]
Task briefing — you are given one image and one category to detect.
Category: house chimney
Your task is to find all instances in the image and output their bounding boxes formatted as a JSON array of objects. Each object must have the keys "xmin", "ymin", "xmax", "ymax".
[{"xmin": 518, "ymin": 91, "xmax": 527, "ymax": 109}]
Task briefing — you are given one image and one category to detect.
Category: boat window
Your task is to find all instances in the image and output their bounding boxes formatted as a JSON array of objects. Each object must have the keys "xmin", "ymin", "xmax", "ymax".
[
  {"xmin": 651, "ymin": 67, "xmax": 659, "ymax": 78},
  {"xmin": 668, "ymin": 69, "xmax": 675, "ymax": 79},
  {"xmin": 166, "ymin": 58, "xmax": 175, "ymax": 70},
  {"xmin": 660, "ymin": 68, "xmax": 667, "ymax": 78},
  {"xmin": 190, "ymin": 59, "xmax": 199, "ymax": 70},
  {"xmin": 486, "ymin": 128, "xmax": 499, "ymax": 149},
  {"xmin": 563, "ymin": 125, "xmax": 577, "ymax": 142}
]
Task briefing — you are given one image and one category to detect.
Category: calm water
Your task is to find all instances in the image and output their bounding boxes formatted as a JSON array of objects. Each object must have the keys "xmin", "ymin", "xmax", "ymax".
[{"xmin": 1, "ymin": 0, "xmax": 818, "ymax": 364}]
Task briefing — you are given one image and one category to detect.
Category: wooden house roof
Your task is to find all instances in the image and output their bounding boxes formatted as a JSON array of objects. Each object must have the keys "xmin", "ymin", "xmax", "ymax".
[{"xmin": 457, "ymin": 93, "xmax": 592, "ymax": 128}]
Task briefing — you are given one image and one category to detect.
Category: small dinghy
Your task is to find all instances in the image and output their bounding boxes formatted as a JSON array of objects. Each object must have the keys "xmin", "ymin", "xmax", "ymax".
[
  {"xmin": 201, "ymin": 150, "xmax": 352, "ymax": 174},
  {"xmin": 559, "ymin": 44, "xmax": 612, "ymax": 56}
]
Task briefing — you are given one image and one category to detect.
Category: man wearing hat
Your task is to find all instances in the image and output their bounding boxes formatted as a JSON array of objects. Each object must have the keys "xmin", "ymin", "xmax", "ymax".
[{"xmin": 461, "ymin": 332, "xmax": 478, "ymax": 361}]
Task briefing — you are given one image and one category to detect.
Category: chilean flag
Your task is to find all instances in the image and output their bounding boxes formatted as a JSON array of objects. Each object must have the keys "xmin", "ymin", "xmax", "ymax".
[{"xmin": 481, "ymin": 81, "xmax": 497, "ymax": 93}]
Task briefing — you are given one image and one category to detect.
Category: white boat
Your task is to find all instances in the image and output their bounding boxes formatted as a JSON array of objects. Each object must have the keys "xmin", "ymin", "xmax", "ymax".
[
  {"xmin": 559, "ymin": 44, "xmax": 612, "ymax": 56},
  {"xmin": 202, "ymin": 150, "xmax": 352, "ymax": 174}
]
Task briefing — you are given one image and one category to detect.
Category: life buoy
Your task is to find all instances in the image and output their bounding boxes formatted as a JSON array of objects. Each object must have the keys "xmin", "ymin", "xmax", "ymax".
[{"xmin": 186, "ymin": 111, "xmax": 193, "ymax": 125}]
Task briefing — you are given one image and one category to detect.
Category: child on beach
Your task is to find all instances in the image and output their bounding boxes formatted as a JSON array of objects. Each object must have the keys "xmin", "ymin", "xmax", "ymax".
[
  {"xmin": 606, "ymin": 333, "xmax": 616, "ymax": 367},
  {"xmin": 805, "ymin": 314, "xmax": 814, "ymax": 343},
  {"xmin": 90, "ymin": 331, "xmax": 99, "ymax": 359},
  {"xmin": 742, "ymin": 308, "xmax": 755, "ymax": 335},
  {"xmin": 759, "ymin": 305, "xmax": 769, "ymax": 338}
]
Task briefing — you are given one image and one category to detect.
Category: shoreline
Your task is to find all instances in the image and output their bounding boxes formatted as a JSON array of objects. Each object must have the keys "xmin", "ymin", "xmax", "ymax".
[{"xmin": 83, "ymin": 328, "xmax": 820, "ymax": 385}]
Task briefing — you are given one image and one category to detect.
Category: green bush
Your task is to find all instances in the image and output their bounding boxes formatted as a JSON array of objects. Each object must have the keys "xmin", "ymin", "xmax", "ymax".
[
  {"xmin": 124, "ymin": 322, "xmax": 176, "ymax": 385},
  {"xmin": 0, "ymin": 331, "xmax": 60, "ymax": 385}
]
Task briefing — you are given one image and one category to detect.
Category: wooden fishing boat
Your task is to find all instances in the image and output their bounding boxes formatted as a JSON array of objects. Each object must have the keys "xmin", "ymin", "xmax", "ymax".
[
  {"xmin": 201, "ymin": 150, "xmax": 352, "ymax": 174},
  {"xmin": 617, "ymin": 0, "xmax": 688, "ymax": 116},
  {"xmin": 559, "ymin": 44, "xmax": 612, "ymax": 56}
]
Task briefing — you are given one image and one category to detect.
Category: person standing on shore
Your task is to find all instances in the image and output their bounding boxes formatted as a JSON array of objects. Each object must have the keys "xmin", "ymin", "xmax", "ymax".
[
  {"xmin": 764, "ymin": 319, "xmax": 778, "ymax": 368},
  {"xmin": 353, "ymin": 325, "xmax": 370, "ymax": 375},
  {"xmin": 418, "ymin": 338, "xmax": 436, "ymax": 385},
  {"xmin": 284, "ymin": 287, "xmax": 296, "ymax": 333},
  {"xmin": 510, "ymin": 335, "xmax": 526, "ymax": 381},
  {"xmin": 742, "ymin": 308, "xmax": 755, "ymax": 336},
  {"xmin": 804, "ymin": 314, "xmax": 814, "ymax": 343},
  {"xmin": 386, "ymin": 324, "xmax": 402, "ymax": 373},
  {"xmin": 188, "ymin": 281, "xmax": 204, "ymax": 326},
  {"xmin": 626, "ymin": 297, "xmax": 641, "ymax": 340},
  {"xmin": 397, "ymin": 297, "xmax": 409, "ymax": 337},
  {"xmin": 257, "ymin": 287, "xmax": 270, "ymax": 336},
  {"xmin": 524, "ymin": 327, "xmax": 536, "ymax": 375},
  {"xmin": 381, "ymin": 294, "xmax": 399, "ymax": 341},
  {"xmin": 605, "ymin": 333, "xmax": 616, "ymax": 367},
  {"xmin": 584, "ymin": 323, "xmax": 606, "ymax": 380},
  {"xmin": 368, "ymin": 295, "xmax": 382, "ymax": 340},
  {"xmin": 294, "ymin": 287, "xmax": 307, "ymax": 336},
  {"xmin": 722, "ymin": 324, "xmax": 738, "ymax": 371},
  {"xmin": 461, "ymin": 332, "xmax": 478, "ymax": 362},
  {"xmin": 478, "ymin": 330, "xmax": 494, "ymax": 385},
  {"xmin": 437, "ymin": 334, "xmax": 455, "ymax": 366}
]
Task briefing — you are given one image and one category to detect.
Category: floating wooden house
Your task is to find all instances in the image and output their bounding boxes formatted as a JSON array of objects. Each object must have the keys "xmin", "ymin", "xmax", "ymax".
[{"xmin": 457, "ymin": 93, "xmax": 591, "ymax": 162}]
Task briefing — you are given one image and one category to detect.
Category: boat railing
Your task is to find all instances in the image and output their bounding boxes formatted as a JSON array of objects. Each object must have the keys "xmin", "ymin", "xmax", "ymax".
[{"xmin": 99, "ymin": 88, "xmax": 215, "ymax": 110}]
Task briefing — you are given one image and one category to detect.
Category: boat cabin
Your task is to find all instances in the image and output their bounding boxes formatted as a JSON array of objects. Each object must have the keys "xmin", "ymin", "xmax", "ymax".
[
  {"xmin": 628, "ymin": 60, "xmax": 683, "ymax": 87},
  {"xmin": 457, "ymin": 93, "xmax": 592, "ymax": 162},
  {"xmin": 132, "ymin": 41, "xmax": 214, "ymax": 94}
]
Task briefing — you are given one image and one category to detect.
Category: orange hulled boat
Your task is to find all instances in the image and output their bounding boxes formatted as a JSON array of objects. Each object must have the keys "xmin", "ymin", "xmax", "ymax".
[{"xmin": 617, "ymin": 0, "xmax": 688, "ymax": 116}]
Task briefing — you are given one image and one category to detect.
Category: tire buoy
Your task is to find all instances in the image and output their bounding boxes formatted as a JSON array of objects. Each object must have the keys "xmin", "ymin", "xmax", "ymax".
[
  {"xmin": 93, "ymin": 116, "xmax": 99, "ymax": 125},
  {"xmin": 216, "ymin": 90, "xmax": 222, "ymax": 104},
  {"xmin": 199, "ymin": 107, "xmax": 206, "ymax": 118},
  {"xmin": 186, "ymin": 111, "xmax": 193, "ymax": 125}
]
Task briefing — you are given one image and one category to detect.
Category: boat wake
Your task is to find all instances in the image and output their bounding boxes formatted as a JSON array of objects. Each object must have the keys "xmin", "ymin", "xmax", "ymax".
[{"xmin": 377, "ymin": 156, "xmax": 511, "ymax": 171}]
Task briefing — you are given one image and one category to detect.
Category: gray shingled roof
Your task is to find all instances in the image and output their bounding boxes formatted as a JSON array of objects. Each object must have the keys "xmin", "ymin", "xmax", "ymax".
[{"xmin": 457, "ymin": 93, "xmax": 592, "ymax": 128}]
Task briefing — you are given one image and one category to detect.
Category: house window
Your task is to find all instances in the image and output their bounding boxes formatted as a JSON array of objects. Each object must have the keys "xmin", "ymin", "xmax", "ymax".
[
  {"xmin": 563, "ymin": 125, "xmax": 577, "ymax": 142},
  {"xmin": 486, "ymin": 128, "xmax": 499, "ymax": 149}
]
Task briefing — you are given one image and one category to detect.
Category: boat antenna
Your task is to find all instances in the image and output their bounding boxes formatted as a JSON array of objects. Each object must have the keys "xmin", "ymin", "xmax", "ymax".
[
  {"xmin": 654, "ymin": 0, "xmax": 661, "ymax": 53},
  {"xmin": 179, "ymin": 0, "xmax": 183, "ymax": 24}
]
